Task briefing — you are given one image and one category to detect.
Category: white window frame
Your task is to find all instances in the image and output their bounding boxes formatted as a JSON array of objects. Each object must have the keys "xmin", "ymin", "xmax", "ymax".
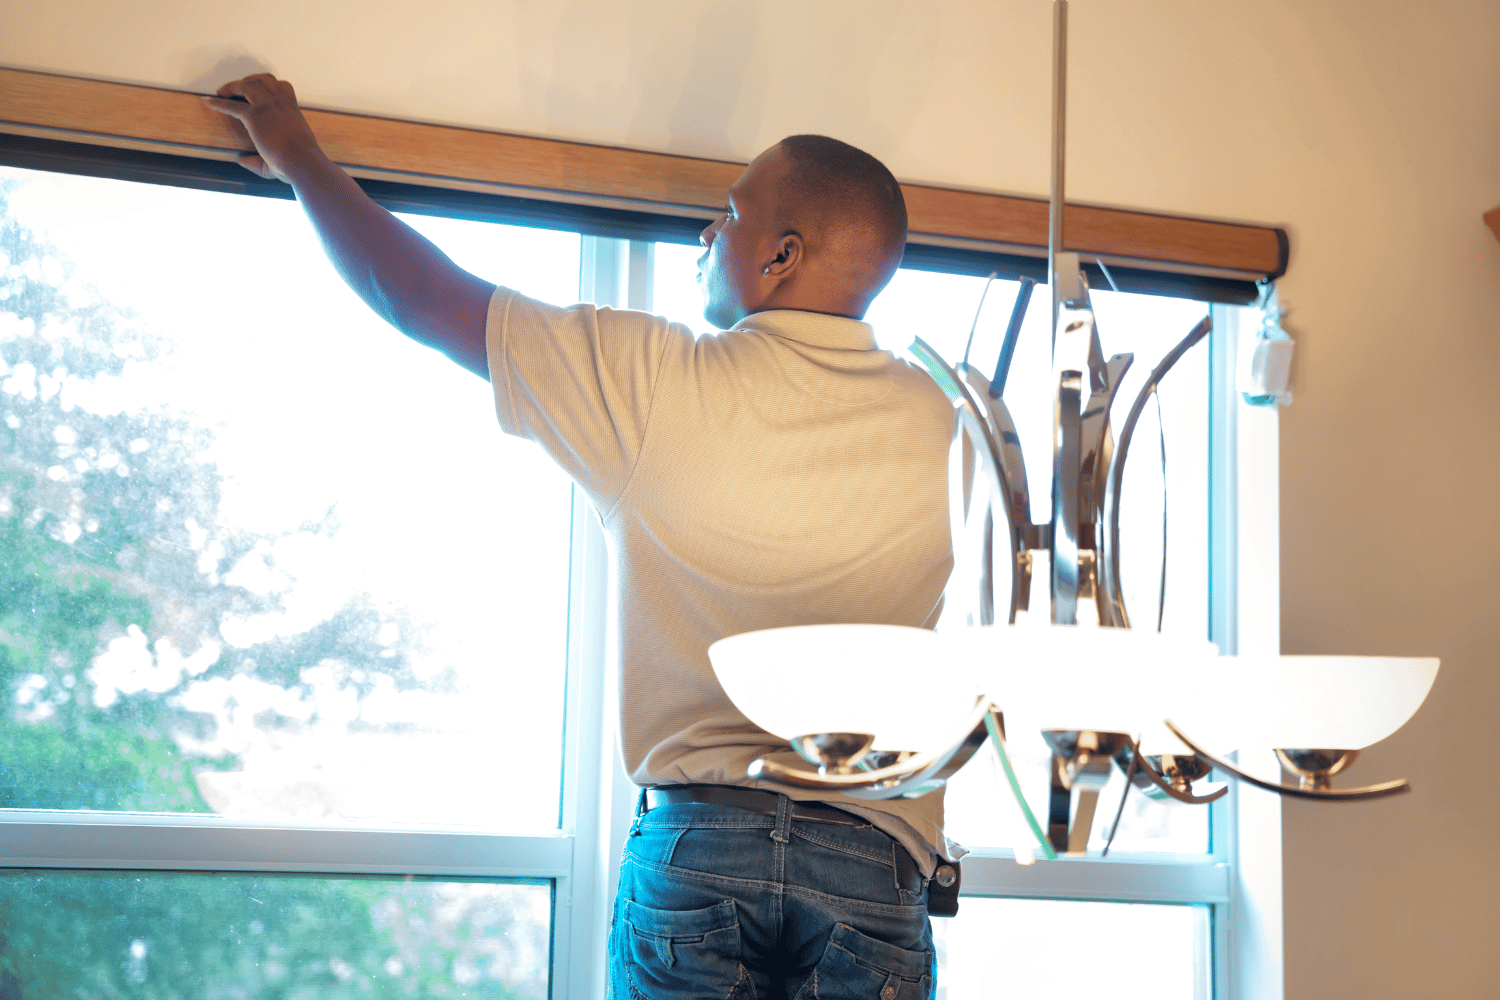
[
  {"xmin": 1213, "ymin": 302, "xmax": 1285, "ymax": 1000},
  {"xmin": 0, "ymin": 222, "xmax": 1279, "ymax": 998}
]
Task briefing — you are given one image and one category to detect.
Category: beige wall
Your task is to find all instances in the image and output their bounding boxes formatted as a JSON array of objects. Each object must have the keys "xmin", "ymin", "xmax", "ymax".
[{"xmin": 5, "ymin": 1, "xmax": 1498, "ymax": 995}]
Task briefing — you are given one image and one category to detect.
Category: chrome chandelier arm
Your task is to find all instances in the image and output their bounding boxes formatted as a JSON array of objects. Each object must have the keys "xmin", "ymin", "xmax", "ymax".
[
  {"xmin": 913, "ymin": 335, "xmax": 1010, "ymax": 626},
  {"xmin": 1100, "ymin": 316, "xmax": 1211, "ymax": 631},
  {"xmin": 1048, "ymin": 266, "xmax": 1100, "ymax": 627},
  {"xmin": 1079, "ymin": 355, "xmax": 1133, "ymax": 511},
  {"xmin": 914, "ymin": 336, "xmax": 1032, "ymax": 625},
  {"xmin": 957, "ymin": 362, "xmax": 1033, "ymax": 622},
  {"xmin": 988, "ymin": 275, "xmax": 1035, "ymax": 398},
  {"xmin": 1163, "ymin": 721, "xmax": 1411, "ymax": 801},
  {"xmin": 957, "ymin": 362, "xmax": 1032, "ymax": 538},
  {"xmin": 947, "ymin": 411, "xmax": 990, "ymax": 626},
  {"xmin": 950, "ymin": 400, "xmax": 1023, "ymax": 626},
  {"xmin": 1052, "ymin": 371, "xmax": 1082, "ymax": 624},
  {"xmin": 1078, "ymin": 353, "xmax": 1133, "ymax": 626},
  {"xmin": 1127, "ymin": 738, "xmax": 1228, "ymax": 805},
  {"xmin": 747, "ymin": 699, "xmax": 994, "ymax": 800}
]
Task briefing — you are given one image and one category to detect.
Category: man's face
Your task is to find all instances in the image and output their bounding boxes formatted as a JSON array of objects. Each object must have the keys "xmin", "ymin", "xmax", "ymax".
[{"xmin": 698, "ymin": 146, "xmax": 789, "ymax": 329}]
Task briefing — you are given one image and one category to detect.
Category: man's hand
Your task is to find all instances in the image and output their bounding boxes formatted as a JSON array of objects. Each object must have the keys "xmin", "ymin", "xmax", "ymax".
[
  {"xmin": 198, "ymin": 73, "xmax": 495, "ymax": 379},
  {"xmin": 203, "ymin": 74, "xmax": 324, "ymax": 183}
]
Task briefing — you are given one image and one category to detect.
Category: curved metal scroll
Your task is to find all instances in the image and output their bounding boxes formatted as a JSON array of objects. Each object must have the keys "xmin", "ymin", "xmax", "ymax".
[
  {"xmin": 957, "ymin": 362, "xmax": 1032, "ymax": 538},
  {"xmin": 1078, "ymin": 354, "xmax": 1133, "ymax": 626},
  {"xmin": 911, "ymin": 337, "xmax": 997, "ymax": 624},
  {"xmin": 1099, "ymin": 316, "xmax": 1212, "ymax": 630},
  {"xmin": 1052, "ymin": 371, "xmax": 1082, "ymax": 624},
  {"xmin": 749, "ymin": 699, "xmax": 993, "ymax": 800},
  {"xmin": 912, "ymin": 338, "xmax": 1029, "ymax": 625},
  {"xmin": 1127, "ymin": 739, "xmax": 1228, "ymax": 805},
  {"xmin": 989, "ymin": 276, "xmax": 1036, "ymax": 399},
  {"xmin": 1164, "ymin": 720, "xmax": 1411, "ymax": 801},
  {"xmin": 950, "ymin": 402, "xmax": 1022, "ymax": 626}
]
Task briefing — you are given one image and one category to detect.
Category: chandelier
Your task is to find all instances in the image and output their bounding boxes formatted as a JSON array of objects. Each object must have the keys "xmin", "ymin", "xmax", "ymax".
[{"xmin": 707, "ymin": 0, "xmax": 1438, "ymax": 861}]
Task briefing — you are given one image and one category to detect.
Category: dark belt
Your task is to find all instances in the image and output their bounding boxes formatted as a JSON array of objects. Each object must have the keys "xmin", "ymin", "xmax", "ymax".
[
  {"xmin": 643, "ymin": 784, "xmax": 862, "ymax": 824},
  {"xmin": 639, "ymin": 784, "xmax": 962, "ymax": 917}
]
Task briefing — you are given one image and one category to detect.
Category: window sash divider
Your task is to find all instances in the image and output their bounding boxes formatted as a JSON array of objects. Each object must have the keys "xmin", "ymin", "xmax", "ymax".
[
  {"xmin": 0, "ymin": 817, "xmax": 572, "ymax": 878},
  {"xmin": 958, "ymin": 854, "xmax": 1230, "ymax": 905}
]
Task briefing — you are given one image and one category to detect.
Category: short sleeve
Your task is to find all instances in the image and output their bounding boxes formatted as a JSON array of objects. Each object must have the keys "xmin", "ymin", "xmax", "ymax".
[{"xmin": 486, "ymin": 286, "xmax": 683, "ymax": 515}]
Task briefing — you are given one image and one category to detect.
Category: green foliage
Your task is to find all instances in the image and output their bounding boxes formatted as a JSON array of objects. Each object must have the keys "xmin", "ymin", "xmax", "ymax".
[
  {"xmin": 0, "ymin": 721, "xmax": 212, "ymax": 813},
  {"xmin": 0, "ymin": 174, "xmax": 434, "ymax": 813},
  {"xmin": 0, "ymin": 176, "xmax": 238, "ymax": 811},
  {"xmin": 0, "ymin": 500, "xmax": 151, "ymax": 696},
  {"xmin": 0, "ymin": 871, "xmax": 547, "ymax": 999}
]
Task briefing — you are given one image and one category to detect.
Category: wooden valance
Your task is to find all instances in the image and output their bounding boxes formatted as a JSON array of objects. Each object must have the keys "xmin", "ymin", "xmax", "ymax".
[{"xmin": 0, "ymin": 66, "xmax": 1286, "ymax": 281}]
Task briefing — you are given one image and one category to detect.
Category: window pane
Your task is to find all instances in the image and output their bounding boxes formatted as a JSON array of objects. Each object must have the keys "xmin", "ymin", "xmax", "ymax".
[
  {"xmin": 0, "ymin": 167, "xmax": 575, "ymax": 829},
  {"xmin": 0, "ymin": 869, "xmax": 550, "ymax": 998},
  {"xmin": 935, "ymin": 897, "xmax": 1210, "ymax": 999}
]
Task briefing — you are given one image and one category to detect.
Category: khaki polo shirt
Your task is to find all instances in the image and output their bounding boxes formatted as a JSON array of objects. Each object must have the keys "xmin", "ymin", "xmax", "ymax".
[{"xmin": 487, "ymin": 287, "xmax": 959, "ymax": 873}]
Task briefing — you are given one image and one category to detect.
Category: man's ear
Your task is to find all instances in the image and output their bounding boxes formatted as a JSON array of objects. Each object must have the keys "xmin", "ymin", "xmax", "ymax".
[{"xmin": 763, "ymin": 233, "xmax": 803, "ymax": 277}]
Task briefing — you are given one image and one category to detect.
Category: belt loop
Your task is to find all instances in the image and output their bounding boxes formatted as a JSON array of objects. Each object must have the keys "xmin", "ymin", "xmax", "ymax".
[
  {"xmin": 892, "ymin": 842, "xmax": 916, "ymax": 893},
  {"xmin": 769, "ymin": 793, "xmax": 792, "ymax": 844},
  {"xmin": 629, "ymin": 787, "xmax": 649, "ymax": 836}
]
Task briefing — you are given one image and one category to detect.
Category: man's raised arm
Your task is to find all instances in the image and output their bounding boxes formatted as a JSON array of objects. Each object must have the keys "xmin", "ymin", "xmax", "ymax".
[{"xmin": 205, "ymin": 74, "xmax": 494, "ymax": 379}]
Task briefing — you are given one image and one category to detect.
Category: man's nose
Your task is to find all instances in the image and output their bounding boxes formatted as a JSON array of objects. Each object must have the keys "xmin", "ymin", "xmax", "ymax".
[{"xmin": 699, "ymin": 220, "xmax": 718, "ymax": 247}]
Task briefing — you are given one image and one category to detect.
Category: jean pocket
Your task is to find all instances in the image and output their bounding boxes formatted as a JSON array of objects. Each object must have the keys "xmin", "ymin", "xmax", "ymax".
[
  {"xmin": 794, "ymin": 923, "xmax": 932, "ymax": 1000},
  {"xmin": 620, "ymin": 898, "xmax": 753, "ymax": 1000}
]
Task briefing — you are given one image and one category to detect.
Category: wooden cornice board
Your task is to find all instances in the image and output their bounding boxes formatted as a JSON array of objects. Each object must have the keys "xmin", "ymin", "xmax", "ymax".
[{"xmin": 0, "ymin": 67, "xmax": 1286, "ymax": 279}]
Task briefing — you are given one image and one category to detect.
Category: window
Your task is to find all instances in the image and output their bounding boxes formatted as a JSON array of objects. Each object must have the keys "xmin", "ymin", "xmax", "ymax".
[
  {"xmin": 2, "ymin": 155, "xmax": 1275, "ymax": 999},
  {"xmin": 0, "ymin": 164, "xmax": 602, "ymax": 997}
]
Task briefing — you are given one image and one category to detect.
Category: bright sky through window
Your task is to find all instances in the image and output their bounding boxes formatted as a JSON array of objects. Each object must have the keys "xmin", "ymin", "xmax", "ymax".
[{"xmin": 1, "ymin": 166, "xmax": 578, "ymax": 829}]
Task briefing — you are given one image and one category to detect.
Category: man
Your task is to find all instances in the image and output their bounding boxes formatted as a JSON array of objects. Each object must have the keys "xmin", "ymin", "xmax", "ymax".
[{"xmin": 208, "ymin": 74, "xmax": 956, "ymax": 1000}]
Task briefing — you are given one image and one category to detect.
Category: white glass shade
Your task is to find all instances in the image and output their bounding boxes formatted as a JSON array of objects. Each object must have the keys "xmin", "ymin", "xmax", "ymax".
[
  {"xmin": 959, "ymin": 625, "xmax": 1222, "ymax": 753},
  {"xmin": 1174, "ymin": 655, "xmax": 1440, "ymax": 752},
  {"xmin": 709, "ymin": 623, "xmax": 1225, "ymax": 755},
  {"xmin": 708, "ymin": 624, "xmax": 981, "ymax": 753},
  {"xmin": 711, "ymin": 624, "xmax": 1439, "ymax": 761}
]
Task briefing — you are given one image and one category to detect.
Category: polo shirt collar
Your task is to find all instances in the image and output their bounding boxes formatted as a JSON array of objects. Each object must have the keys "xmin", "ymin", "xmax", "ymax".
[{"xmin": 730, "ymin": 309, "xmax": 877, "ymax": 351}]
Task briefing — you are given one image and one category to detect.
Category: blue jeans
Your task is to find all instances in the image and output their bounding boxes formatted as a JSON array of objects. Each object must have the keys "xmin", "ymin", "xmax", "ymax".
[{"xmin": 609, "ymin": 794, "xmax": 935, "ymax": 1000}]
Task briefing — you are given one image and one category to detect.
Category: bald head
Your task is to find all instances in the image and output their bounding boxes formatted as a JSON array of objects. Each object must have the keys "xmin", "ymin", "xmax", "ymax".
[
  {"xmin": 776, "ymin": 134, "xmax": 908, "ymax": 292},
  {"xmin": 697, "ymin": 136, "xmax": 908, "ymax": 327}
]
